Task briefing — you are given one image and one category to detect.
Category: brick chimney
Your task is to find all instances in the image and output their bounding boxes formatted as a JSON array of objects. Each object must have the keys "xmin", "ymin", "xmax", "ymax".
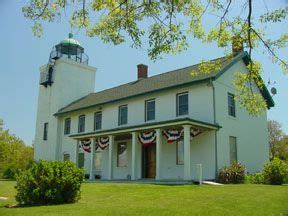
[
  {"xmin": 232, "ymin": 35, "xmax": 244, "ymax": 56},
  {"xmin": 137, "ymin": 64, "xmax": 148, "ymax": 79}
]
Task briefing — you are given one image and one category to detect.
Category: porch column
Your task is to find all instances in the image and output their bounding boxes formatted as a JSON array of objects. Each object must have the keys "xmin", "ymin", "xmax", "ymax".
[
  {"xmin": 108, "ymin": 135, "xmax": 114, "ymax": 180},
  {"xmin": 156, "ymin": 128, "xmax": 162, "ymax": 180},
  {"xmin": 75, "ymin": 140, "xmax": 79, "ymax": 167},
  {"xmin": 183, "ymin": 125, "xmax": 191, "ymax": 180},
  {"xmin": 89, "ymin": 138, "xmax": 95, "ymax": 180},
  {"xmin": 131, "ymin": 132, "xmax": 137, "ymax": 180}
]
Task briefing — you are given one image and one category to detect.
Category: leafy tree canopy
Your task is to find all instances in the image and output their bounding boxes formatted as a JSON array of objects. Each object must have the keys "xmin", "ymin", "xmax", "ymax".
[
  {"xmin": 0, "ymin": 119, "xmax": 34, "ymax": 178},
  {"xmin": 268, "ymin": 119, "xmax": 288, "ymax": 161},
  {"xmin": 22, "ymin": 0, "xmax": 287, "ymax": 115}
]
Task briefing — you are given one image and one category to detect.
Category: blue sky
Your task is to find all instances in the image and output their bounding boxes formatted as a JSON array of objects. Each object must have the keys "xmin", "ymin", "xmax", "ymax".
[{"xmin": 0, "ymin": 1, "xmax": 287, "ymax": 145}]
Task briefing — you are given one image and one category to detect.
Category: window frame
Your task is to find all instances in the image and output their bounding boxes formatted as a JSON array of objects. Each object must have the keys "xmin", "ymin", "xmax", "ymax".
[
  {"xmin": 118, "ymin": 105, "xmax": 128, "ymax": 126},
  {"xmin": 176, "ymin": 92, "xmax": 189, "ymax": 116},
  {"xmin": 176, "ymin": 139, "xmax": 184, "ymax": 165},
  {"xmin": 78, "ymin": 115, "xmax": 86, "ymax": 133},
  {"xmin": 64, "ymin": 118, "xmax": 71, "ymax": 135},
  {"xmin": 63, "ymin": 153, "xmax": 70, "ymax": 161},
  {"xmin": 43, "ymin": 122, "xmax": 48, "ymax": 140},
  {"xmin": 117, "ymin": 142, "xmax": 128, "ymax": 167},
  {"xmin": 94, "ymin": 111, "xmax": 102, "ymax": 131},
  {"xmin": 229, "ymin": 136, "xmax": 237, "ymax": 164},
  {"xmin": 145, "ymin": 99, "xmax": 156, "ymax": 122},
  {"xmin": 228, "ymin": 93, "xmax": 236, "ymax": 117}
]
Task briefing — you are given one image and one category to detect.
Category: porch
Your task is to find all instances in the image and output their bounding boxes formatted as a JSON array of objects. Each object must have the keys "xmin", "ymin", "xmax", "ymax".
[{"xmin": 70, "ymin": 118, "xmax": 220, "ymax": 181}]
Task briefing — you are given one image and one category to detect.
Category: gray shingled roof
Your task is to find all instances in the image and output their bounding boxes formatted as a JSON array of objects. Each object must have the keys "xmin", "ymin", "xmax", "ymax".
[{"xmin": 55, "ymin": 53, "xmax": 246, "ymax": 115}]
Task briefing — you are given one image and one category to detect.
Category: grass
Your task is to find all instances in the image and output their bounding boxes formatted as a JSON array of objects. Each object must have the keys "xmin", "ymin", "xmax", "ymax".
[{"xmin": 0, "ymin": 180, "xmax": 288, "ymax": 216}]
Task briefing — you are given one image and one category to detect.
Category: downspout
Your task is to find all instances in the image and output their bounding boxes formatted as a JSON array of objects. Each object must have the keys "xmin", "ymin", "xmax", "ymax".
[{"xmin": 211, "ymin": 79, "xmax": 218, "ymax": 180}]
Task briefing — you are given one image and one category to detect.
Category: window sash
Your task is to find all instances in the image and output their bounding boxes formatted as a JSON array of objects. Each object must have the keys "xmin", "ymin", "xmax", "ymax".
[
  {"xmin": 228, "ymin": 93, "xmax": 236, "ymax": 117},
  {"xmin": 64, "ymin": 118, "xmax": 71, "ymax": 135},
  {"xmin": 63, "ymin": 154, "xmax": 70, "ymax": 161},
  {"xmin": 145, "ymin": 100, "xmax": 155, "ymax": 121},
  {"xmin": 117, "ymin": 142, "xmax": 128, "ymax": 167},
  {"xmin": 229, "ymin": 136, "xmax": 237, "ymax": 164},
  {"xmin": 78, "ymin": 115, "xmax": 85, "ymax": 133},
  {"xmin": 119, "ymin": 106, "xmax": 128, "ymax": 125},
  {"xmin": 177, "ymin": 93, "xmax": 188, "ymax": 116},
  {"xmin": 94, "ymin": 112, "xmax": 102, "ymax": 130},
  {"xmin": 43, "ymin": 122, "xmax": 48, "ymax": 140}
]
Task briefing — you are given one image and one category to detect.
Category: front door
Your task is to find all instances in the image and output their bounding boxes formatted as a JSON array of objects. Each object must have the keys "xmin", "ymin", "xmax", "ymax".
[{"xmin": 142, "ymin": 144, "xmax": 156, "ymax": 178}]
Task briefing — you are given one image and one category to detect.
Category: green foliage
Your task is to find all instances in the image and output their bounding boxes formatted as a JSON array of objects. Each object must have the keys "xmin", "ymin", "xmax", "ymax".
[
  {"xmin": 2, "ymin": 166, "xmax": 20, "ymax": 180},
  {"xmin": 262, "ymin": 158, "xmax": 288, "ymax": 185},
  {"xmin": 245, "ymin": 172, "xmax": 265, "ymax": 184},
  {"xmin": 0, "ymin": 130, "xmax": 34, "ymax": 179},
  {"xmin": 268, "ymin": 120, "xmax": 285, "ymax": 160},
  {"xmin": 22, "ymin": 1, "xmax": 287, "ymax": 115},
  {"xmin": 15, "ymin": 160, "xmax": 84, "ymax": 205},
  {"xmin": 218, "ymin": 162, "xmax": 246, "ymax": 184}
]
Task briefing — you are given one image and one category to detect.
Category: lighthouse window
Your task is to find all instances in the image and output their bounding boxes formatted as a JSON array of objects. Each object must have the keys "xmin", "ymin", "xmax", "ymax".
[
  {"xmin": 43, "ymin": 122, "xmax": 48, "ymax": 140},
  {"xmin": 78, "ymin": 115, "xmax": 85, "ymax": 133}
]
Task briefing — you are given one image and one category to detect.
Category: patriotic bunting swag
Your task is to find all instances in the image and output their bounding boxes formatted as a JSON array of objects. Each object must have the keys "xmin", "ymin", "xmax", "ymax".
[
  {"xmin": 96, "ymin": 137, "xmax": 109, "ymax": 150},
  {"xmin": 138, "ymin": 131, "xmax": 156, "ymax": 147},
  {"xmin": 163, "ymin": 128, "xmax": 202, "ymax": 143},
  {"xmin": 79, "ymin": 139, "xmax": 91, "ymax": 153},
  {"xmin": 163, "ymin": 129, "xmax": 183, "ymax": 143}
]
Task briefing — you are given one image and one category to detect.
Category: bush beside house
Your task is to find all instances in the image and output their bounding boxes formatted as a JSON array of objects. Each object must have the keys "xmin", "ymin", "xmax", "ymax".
[
  {"xmin": 218, "ymin": 162, "xmax": 246, "ymax": 184},
  {"xmin": 262, "ymin": 158, "xmax": 288, "ymax": 185},
  {"xmin": 15, "ymin": 160, "xmax": 84, "ymax": 205}
]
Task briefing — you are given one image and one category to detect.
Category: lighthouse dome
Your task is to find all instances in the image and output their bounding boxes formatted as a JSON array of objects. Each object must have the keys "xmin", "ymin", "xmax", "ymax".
[{"xmin": 59, "ymin": 33, "xmax": 81, "ymax": 47}]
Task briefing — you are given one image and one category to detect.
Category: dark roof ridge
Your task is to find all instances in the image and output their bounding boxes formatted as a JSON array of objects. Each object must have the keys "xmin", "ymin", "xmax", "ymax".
[{"xmin": 90, "ymin": 55, "xmax": 227, "ymax": 96}]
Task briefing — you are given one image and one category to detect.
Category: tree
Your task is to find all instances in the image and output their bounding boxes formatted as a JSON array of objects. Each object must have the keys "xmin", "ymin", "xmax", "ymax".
[
  {"xmin": 268, "ymin": 120, "xmax": 284, "ymax": 160},
  {"xmin": 0, "ymin": 118, "xmax": 4, "ymax": 132},
  {"xmin": 22, "ymin": 0, "xmax": 287, "ymax": 115},
  {"xmin": 0, "ymin": 126, "xmax": 34, "ymax": 178},
  {"xmin": 274, "ymin": 136, "xmax": 288, "ymax": 161}
]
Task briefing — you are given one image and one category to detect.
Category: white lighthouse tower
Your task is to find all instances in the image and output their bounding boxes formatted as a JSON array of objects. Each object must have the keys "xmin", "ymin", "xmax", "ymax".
[{"xmin": 34, "ymin": 33, "xmax": 96, "ymax": 161}]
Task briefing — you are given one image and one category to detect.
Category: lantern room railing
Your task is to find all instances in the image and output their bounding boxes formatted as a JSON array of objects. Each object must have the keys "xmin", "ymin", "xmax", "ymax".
[{"xmin": 50, "ymin": 46, "xmax": 89, "ymax": 65}]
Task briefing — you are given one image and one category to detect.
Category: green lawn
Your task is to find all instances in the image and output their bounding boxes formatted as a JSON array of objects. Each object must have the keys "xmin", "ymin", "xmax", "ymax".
[{"xmin": 0, "ymin": 180, "xmax": 287, "ymax": 216}]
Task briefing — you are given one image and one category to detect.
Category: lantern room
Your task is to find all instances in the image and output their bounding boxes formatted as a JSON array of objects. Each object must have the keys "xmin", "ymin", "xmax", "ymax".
[{"xmin": 40, "ymin": 33, "xmax": 89, "ymax": 87}]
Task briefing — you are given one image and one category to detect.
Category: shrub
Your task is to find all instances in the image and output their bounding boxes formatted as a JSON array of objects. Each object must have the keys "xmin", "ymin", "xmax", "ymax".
[
  {"xmin": 15, "ymin": 160, "xmax": 84, "ymax": 205},
  {"xmin": 218, "ymin": 162, "xmax": 246, "ymax": 184},
  {"xmin": 263, "ymin": 158, "xmax": 288, "ymax": 185},
  {"xmin": 245, "ymin": 172, "xmax": 265, "ymax": 184},
  {"xmin": 2, "ymin": 166, "xmax": 20, "ymax": 179}
]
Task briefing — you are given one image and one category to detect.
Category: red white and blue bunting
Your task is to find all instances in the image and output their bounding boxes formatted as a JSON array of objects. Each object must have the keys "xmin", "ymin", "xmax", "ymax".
[
  {"xmin": 163, "ymin": 128, "xmax": 202, "ymax": 143},
  {"xmin": 138, "ymin": 131, "xmax": 156, "ymax": 147},
  {"xmin": 191, "ymin": 128, "xmax": 202, "ymax": 137},
  {"xmin": 95, "ymin": 136, "xmax": 109, "ymax": 150},
  {"xmin": 163, "ymin": 129, "xmax": 183, "ymax": 143},
  {"xmin": 79, "ymin": 136, "xmax": 110, "ymax": 153},
  {"xmin": 79, "ymin": 139, "xmax": 91, "ymax": 153}
]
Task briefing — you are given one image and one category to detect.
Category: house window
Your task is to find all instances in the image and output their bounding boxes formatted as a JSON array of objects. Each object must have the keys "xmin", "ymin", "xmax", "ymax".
[
  {"xmin": 63, "ymin": 153, "xmax": 70, "ymax": 161},
  {"xmin": 117, "ymin": 142, "xmax": 128, "ymax": 167},
  {"xmin": 43, "ymin": 122, "xmax": 48, "ymax": 140},
  {"xmin": 64, "ymin": 118, "xmax": 71, "ymax": 135},
  {"xmin": 177, "ymin": 92, "xmax": 189, "ymax": 116},
  {"xmin": 118, "ymin": 105, "xmax": 128, "ymax": 125},
  {"xmin": 78, "ymin": 115, "xmax": 85, "ymax": 133},
  {"xmin": 94, "ymin": 152, "xmax": 102, "ymax": 171},
  {"xmin": 176, "ymin": 140, "xmax": 184, "ymax": 165},
  {"xmin": 145, "ymin": 99, "xmax": 155, "ymax": 121},
  {"xmin": 229, "ymin": 136, "xmax": 237, "ymax": 164},
  {"xmin": 228, "ymin": 93, "xmax": 236, "ymax": 117},
  {"xmin": 94, "ymin": 112, "xmax": 102, "ymax": 130}
]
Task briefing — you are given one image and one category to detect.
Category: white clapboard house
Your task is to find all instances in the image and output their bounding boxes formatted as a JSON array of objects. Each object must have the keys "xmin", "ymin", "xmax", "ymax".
[{"xmin": 34, "ymin": 34, "xmax": 274, "ymax": 181}]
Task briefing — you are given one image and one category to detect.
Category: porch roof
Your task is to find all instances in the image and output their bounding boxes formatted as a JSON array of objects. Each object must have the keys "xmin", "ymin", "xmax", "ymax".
[{"xmin": 69, "ymin": 117, "xmax": 221, "ymax": 140}]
